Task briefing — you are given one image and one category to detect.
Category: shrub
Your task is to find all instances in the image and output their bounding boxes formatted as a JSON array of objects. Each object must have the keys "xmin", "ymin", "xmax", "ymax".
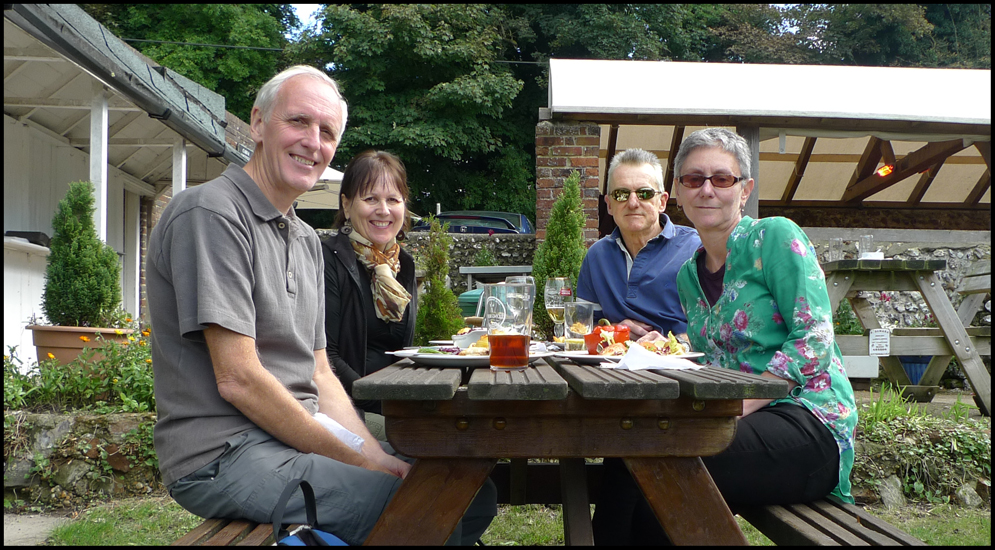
[
  {"xmin": 414, "ymin": 217, "xmax": 466, "ymax": 346},
  {"xmin": 532, "ymin": 171, "xmax": 587, "ymax": 340},
  {"xmin": 41, "ymin": 181, "xmax": 122, "ymax": 327},
  {"xmin": 3, "ymin": 324, "xmax": 154, "ymax": 414}
]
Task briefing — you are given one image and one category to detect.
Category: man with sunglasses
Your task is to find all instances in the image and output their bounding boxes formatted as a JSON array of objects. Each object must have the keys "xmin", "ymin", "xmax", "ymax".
[{"xmin": 575, "ymin": 148, "xmax": 700, "ymax": 342}]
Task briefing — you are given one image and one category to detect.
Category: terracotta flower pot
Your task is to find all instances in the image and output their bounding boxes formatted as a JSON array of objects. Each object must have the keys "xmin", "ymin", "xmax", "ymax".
[{"xmin": 28, "ymin": 325, "xmax": 134, "ymax": 365}]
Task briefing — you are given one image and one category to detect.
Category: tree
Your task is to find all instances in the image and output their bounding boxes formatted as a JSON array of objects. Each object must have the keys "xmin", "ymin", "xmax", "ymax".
[
  {"xmin": 81, "ymin": 4, "xmax": 298, "ymax": 121},
  {"xmin": 42, "ymin": 181, "xmax": 122, "ymax": 327},
  {"xmin": 291, "ymin": 5, "xmax": 532, "ymax": 218},
  {"xmin": 413, "ymin": 217, "xmax": 466, "ymax": 346},
  {"xmin": 531, "ymin": 171, "xmax": 587, "ymax": 340}
]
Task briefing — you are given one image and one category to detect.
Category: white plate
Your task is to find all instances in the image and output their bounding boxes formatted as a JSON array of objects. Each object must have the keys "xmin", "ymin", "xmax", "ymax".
[
  {"xmin": 554, "ymin": 350, "xmax": 704, "ymax": 366},
  {"xmin": 428, "ymin": 340, "xmax": 454, "ymax": 346},
  {"xmin": 389, "ymin": 348, "xmax": 554, "ymax": 368}
]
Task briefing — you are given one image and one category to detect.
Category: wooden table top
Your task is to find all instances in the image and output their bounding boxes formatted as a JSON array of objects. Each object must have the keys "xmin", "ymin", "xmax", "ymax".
[
  {"xmin": 353, "ymin": 357, "xmax": 788, "ymax": 402},
  {"xmin": 822, "ymin": 258, "xmax": 947, "ymax": 272}
]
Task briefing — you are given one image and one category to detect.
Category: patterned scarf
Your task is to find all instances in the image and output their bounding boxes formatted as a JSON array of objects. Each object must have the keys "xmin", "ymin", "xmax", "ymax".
[{"xmin": 348, "ymin": 229, "xmax": 412, "ymax": 323}]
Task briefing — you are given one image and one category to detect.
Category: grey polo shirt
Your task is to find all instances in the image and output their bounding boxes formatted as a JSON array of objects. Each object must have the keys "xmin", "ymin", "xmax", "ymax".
[{"xmin": 147, "ymin": 164, "xmax": 326, "ymax": 486}]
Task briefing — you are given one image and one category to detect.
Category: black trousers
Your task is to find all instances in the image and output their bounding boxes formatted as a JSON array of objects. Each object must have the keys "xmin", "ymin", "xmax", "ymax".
[{"xmin": 592, "ymin": 402, "xmax": 840, "ymax": 546}]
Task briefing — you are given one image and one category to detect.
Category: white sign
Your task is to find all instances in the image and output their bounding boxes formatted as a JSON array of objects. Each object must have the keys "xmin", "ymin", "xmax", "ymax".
[{"xmin": 868, "ymin": 328, "xmax": 891, "ymax": 357}]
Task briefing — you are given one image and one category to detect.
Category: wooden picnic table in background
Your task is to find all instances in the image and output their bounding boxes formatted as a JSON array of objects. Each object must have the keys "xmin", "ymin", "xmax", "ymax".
[
  {"xmin": 353, "ymin": 357, "xmax": 787, "ymax": 546},
  {"xmin": 824, "ymin": 258, "xmax": 991, "ymax": 416}
]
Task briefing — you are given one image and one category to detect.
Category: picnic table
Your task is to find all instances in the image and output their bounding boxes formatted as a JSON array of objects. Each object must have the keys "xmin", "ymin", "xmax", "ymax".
[
  {"xmin": 352, "ymin": 356, "xmax": 787, "ymax": 545},
  {"xmin": 824, "ymin": 259, "xmax": 991, "ymax": 416}
]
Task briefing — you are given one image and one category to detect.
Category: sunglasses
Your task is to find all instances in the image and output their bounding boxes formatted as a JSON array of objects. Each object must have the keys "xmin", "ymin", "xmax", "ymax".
[
  {"xmin": 677, "ymin": 174, "xmax": 745, "ymax": 189},
  {"xmin": 609, "ymin": 187, "xmax": 662, "ymax": 202}
]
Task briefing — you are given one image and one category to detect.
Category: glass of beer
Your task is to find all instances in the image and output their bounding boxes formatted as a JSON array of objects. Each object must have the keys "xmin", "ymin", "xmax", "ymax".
[
  {"xmin": 544, "ymin": 277, "xmax": 571, "ymax": 338},
  {"xmin": 564, "ymin": 301, "xmax": 594, "ymax": 351},
  {"xmin": 483, "ymin": 283, "xmax": 536, "ymax": 370}
]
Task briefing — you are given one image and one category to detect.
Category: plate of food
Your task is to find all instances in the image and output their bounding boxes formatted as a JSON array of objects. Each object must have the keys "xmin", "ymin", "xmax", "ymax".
[{"xmin": 389, "ymin": 346, "xmax": 553, "ymax": 368}]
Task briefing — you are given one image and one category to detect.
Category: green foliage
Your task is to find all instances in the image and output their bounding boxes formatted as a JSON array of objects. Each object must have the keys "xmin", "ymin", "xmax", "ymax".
[
  {"xmin": 856, "ymin": 406, "xmax": 990, "ymax": 504},
  {"xmin": 290, "ymin": 4, "xmax": 535, "ymax": 219},
  {"xmin": 41, "ymin": 181, "xmax": 123, "ymax": 328},
  {"xmin": 413, "ymin": 217, "xmax": 466, "ymax": 346},
  {"xmin": 3, "ymin": 325, "xmax": 154, "ymax": 414},
  {"xmin": 473, "ymin": 246, "xmax": 496, "ymax": 267},
  {"xmin": 81, "ymin": 4, "xmax": 297, "ymax": 121},
  {"xmin": 532, "ymin": 171, "xmax": 587, "ymax": 340},
  {"xmin": 832, "ymin": 300, "xmax": 865, "ymax": 336}
]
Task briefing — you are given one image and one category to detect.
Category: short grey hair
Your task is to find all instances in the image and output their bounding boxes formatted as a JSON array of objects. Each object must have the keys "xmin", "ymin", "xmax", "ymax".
[
  {"xmin": 253, "ymin": 65, "xmax": 349, "ymax": 140},
  {"xmin": 607, "ymin": 148, "xmax": 664, "ymax": 192},
  {"xmin": 672, "ymin": 128, "xmax": 752, "ymax": 182}
]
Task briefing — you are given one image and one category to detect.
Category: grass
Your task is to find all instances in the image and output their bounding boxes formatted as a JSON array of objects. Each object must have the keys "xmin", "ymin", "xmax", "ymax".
[
  {"xmin": 41, "ymin": 495, "xmax": 989, "ymax": 546},
  {"xmin": 47, "ymin": 495, "xmax": 201, "ymax": 546}
]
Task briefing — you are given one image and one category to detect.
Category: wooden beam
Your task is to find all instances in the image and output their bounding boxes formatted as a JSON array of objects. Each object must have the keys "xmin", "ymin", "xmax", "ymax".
[
  {"xmin": 906, "ymin": 160, "xmax": 944, "ymax": 205},
  {"xmin": 965, "ymin": 169, "xmax": 991, "ymax": 207},
  {"xmin": 845, "ymin": 137, "xmax": 884, "ymax": 195},
  {"xmin": 879, "ymin": 139, "xmax": 896, "ymax": 167},
  {"xmin": 599, "ymin": 124, "xmax": 619, "ymax": 238},
  {"xmin": 781, "ymin": 137, "xmax": 816, "ymax": 204},
  {"xmin": 976, "ymin": 141, "xmax": 991, "ymax": 171},
  {"xmin": 842, "ymin": 139, "xmax": 970, "ymax": 203},
  {"xmin": 664, "ymin": 125, "xmax": 685, "ymax": 194}
]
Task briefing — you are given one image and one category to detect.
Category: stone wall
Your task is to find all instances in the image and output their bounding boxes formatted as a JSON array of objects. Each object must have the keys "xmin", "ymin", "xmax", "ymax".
[
  {"xmin": 4, "ymin": 412, "xmax": 160, "ymax": 509},
  {"xmin": 316, "ymin": 230, "xmax": 537, "ymax": 296}
]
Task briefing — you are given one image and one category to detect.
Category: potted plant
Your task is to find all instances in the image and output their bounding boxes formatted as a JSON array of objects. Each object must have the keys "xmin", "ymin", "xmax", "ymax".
[{"xmin": 27, "ymin": 180, "xmax": 133, "ymax": 364}]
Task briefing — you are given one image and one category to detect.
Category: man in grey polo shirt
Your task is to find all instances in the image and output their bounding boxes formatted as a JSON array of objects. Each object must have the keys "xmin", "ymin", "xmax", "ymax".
[{"xmin": 147, "ymin": 66, "xmax": 495, "ymax": 545}]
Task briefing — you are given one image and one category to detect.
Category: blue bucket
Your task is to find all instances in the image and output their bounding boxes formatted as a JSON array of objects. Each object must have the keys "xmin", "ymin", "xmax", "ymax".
[{"xmin": 898, "ymin": 356, "xmax": 930, "ymax": 385}]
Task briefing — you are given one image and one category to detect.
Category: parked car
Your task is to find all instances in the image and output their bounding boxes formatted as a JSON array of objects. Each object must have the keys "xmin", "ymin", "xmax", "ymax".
[{"xmin": 411, "ymin": 211, "xmax": 535, "ymax": 235}]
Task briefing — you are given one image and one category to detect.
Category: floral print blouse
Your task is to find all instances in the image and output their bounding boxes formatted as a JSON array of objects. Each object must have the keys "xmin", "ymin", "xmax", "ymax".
[{"xmin": 677, "ymin": 216, "xmax": 857, "ymax": 504}]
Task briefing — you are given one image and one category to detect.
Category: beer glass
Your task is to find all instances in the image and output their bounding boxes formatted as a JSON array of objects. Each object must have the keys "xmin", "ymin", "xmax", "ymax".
[{"xmin": 483, "ymin": 283, "xmax": 536, "ymax": 370}]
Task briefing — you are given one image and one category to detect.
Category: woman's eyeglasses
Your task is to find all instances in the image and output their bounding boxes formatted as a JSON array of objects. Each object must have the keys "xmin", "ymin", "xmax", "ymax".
[
  {"xmin": 609, "ymin": 187, "xmax": 662, "ymax": 202},
  {"xmin": 677, "ymin": 174, "xmax": 744, "ymax": 189}
]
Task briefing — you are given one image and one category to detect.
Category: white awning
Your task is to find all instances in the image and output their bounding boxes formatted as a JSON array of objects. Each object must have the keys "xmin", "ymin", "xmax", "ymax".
[{"xmin": 294, "ymin": 166, "xmax": 344, "ymax": 210}]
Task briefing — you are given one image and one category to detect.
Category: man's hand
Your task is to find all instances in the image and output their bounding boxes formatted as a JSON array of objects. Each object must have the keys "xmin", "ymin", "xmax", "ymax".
[
  {"xmin": 619, "ymin": 318, "xmax": 653, "ymax": 339},
  {"xmin": 363, "ymin": 444, "xmax": 411, "ymax": 479},
  {"xmin": 636, "ymin": 330, "xmax": 664, "ymax": 343}
]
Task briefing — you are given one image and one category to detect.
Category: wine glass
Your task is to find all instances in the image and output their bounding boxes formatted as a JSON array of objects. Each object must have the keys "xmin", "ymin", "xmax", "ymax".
[{"xmin": 544, "ymin": 277, "xmax": 571, "ymax": 339}]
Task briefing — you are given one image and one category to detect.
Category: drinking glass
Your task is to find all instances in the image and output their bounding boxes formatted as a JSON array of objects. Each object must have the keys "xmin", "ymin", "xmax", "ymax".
[
  {"xmin": 544, "ymin": 277, "xmax": 571, "ymax": 338},
  {"xmin": 564, "ymin": 301, "xmax": 594, "ymax": 351},
  {"xmin": 828, "ymin": 238, "xmax": 844, "ymax": 262},
  {"xmin": 859, "ymin": 235, "xmax": 874, "ymax": 259},
  {"xmin": 483, "ymin": 283, "xmax": 536, "ymax": 371}
]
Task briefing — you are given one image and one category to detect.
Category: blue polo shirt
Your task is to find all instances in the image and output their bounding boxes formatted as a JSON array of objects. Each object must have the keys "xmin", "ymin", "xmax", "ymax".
[{"xmin": 576, "ymin": 214, "xmax": 700, "ymax": 336}]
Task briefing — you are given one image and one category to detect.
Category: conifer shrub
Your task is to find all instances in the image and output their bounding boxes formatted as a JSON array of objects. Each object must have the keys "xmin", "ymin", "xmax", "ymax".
[
  {"xmin": 532, "ymin": 171, "xmax": 587, "ymax": 340},
  {"xmin": 414, "ymin": 216, "xmax": 466, "ymax": 345},
  {"xmin": 41, "ymin": 181, "xmax": 122, "ymax": 327}
]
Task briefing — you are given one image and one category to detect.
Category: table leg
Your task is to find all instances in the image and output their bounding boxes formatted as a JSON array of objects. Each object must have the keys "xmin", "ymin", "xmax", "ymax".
[
  {"xmin": 850, "ymin": 296, "xmax": 910, "ymax": 386},
  {"xmin": 363, "ymin": 458, "xmax": 497, "ymax": 546},
  {"xmin": 826, "ymin": 271, "xmax": 855, "ymax": 312},
  {"xmin": 559, "ymin": 458, "xmax": 594, "ymax": 546},
  {"xmin": 624, "ymin": 457, "xmax": 747, "ymax": 545},
  {"xmin": 914, "ymin": 271, "xmax": 991, "ymax": 416}
]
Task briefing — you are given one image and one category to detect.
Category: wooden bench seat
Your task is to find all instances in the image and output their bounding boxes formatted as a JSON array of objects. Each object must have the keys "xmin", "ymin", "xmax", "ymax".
[
  {"xmin": 734, "ymin": 498, "xmax": 926, "ymax": 546},
  {"xmin": 171, "ymin": 518, "xmax": 299, "ymax": 546}
]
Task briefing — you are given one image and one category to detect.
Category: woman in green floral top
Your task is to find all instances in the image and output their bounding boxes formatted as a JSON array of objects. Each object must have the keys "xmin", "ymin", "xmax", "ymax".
[{"xmin": 592, "ymin": 128, "xmax": 857, "ymax": 546}]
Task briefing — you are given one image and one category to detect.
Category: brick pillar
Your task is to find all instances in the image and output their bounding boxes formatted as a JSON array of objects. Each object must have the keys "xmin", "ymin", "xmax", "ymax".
[{"xmin": 535, "ymin": 121, "xmax": 601, "ymax": 247}]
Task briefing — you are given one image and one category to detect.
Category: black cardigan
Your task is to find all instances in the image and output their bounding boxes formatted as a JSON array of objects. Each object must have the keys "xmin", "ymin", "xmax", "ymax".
[{"xmin": 321, "ymin": 231, "xmax": 417, "ymax": 412}]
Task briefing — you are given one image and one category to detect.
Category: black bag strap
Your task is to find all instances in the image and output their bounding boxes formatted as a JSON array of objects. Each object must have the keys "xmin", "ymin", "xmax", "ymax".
[{"xmin": 272, "ymin": 478, "xmax": 321, "ymax": 544}]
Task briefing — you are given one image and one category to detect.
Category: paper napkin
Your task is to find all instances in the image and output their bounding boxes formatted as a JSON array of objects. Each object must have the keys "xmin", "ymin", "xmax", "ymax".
[
  {"xmin": 314, "ymin": 412, "xmax": 365, "ymax": 452},
  {"xmin": 601, "ymin": 341, "xmax": 704, "ymax": 370}
]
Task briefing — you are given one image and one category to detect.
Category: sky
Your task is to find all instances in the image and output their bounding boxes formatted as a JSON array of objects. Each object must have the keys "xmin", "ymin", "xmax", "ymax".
[{"xmin": 291, "ymin": 4, "xmax": 322, "ymax": 31}]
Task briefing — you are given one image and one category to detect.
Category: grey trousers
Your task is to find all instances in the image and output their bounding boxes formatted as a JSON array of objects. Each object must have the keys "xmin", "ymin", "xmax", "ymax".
[{"xmin": 168, "ymin": 428, "xmax": 496, "ymax": 545}]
